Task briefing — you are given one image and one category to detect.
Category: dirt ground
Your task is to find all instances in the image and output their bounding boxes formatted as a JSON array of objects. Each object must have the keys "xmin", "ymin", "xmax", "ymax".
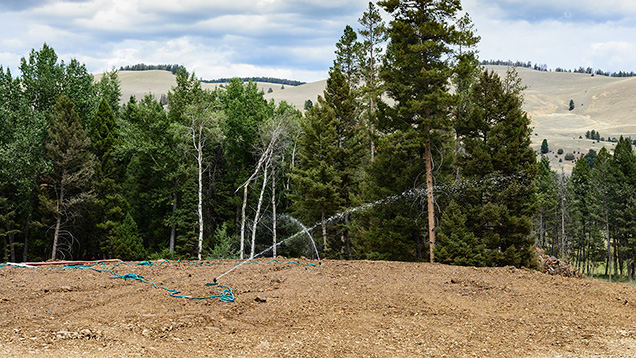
[{"xmin": 1, "ymin": 259, "xmax": 636, "ymax": 357}]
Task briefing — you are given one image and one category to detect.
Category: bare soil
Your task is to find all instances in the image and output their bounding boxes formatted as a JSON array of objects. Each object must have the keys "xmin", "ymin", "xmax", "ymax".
[{"xmin": 1, "ymin": 259, "xmax": 636, "ymax": 357}]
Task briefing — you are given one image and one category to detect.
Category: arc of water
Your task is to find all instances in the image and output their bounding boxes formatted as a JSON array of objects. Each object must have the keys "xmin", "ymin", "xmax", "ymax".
[{"xmin": 214, "ymin": 187, "xmax": 427, "ymax": 282}]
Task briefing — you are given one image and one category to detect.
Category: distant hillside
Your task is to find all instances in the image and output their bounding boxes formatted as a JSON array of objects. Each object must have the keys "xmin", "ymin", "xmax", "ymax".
[
  {"xmin": 102, "ymin": 65, "xmax": 636, "ymax": 173},
  {"xmin": 117, "ymin": 64, "xmax": 304, "ymax": 87},
  {"xmin": 202, "ymin": 77, "xmax": 305, "ymax": 87}
]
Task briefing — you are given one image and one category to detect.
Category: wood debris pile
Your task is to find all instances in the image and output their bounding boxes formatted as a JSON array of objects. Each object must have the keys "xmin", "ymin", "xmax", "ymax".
[{"xmin": 540, "ymin": 254, "xmax": 582, "ymax": 278}]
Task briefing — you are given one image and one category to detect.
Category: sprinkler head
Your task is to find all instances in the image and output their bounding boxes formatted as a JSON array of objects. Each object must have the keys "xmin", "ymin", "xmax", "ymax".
[
  {"xmin": 213, "ymin": 278, "xmax": 217, "ymax": 283},
  {"xmin": 319, "ymin": 261, "xmax": 322, "ymax": 266}
]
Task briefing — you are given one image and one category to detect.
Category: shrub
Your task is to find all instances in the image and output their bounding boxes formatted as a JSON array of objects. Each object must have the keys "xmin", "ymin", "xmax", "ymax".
[
  {"xmin": 206, "ymin": 222, "xmax": 239, "ymax": 260},
  {"xmin": 557, "ymin": 148, "xmax": 564, "ymax": 155},
  {"xmin": 564, "ymin": 153, "xmax": 575, "ymax": 161}
]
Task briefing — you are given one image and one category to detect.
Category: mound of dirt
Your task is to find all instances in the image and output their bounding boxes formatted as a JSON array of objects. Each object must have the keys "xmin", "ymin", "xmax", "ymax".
[{"xmin": 1, "ymin": 259, "xmax": 635, "ymax": 357}]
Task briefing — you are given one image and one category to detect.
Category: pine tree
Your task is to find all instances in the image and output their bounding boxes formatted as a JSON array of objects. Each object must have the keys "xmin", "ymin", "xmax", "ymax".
[
  {"xmin": 111, "ymin": 213, "xmax": 146, "ymax": 261},
  {"xmin": 452, "ymin": 69, "xmax": 538, "ymax": 268},
  {"xmin": 88, "ymin": 98, "xmax": 125, "ymax": 258},
  {"xmin": 591, "ymin": 147, "xmax": 615, "ymax": 280},
  {"xmin": 435, "ymin": 200, "xmax": 485, "ymax": 266},
  {"xmin": 568, "ymin": 156, "xmax": 600, "ymax": 274},
  {"xmin": 611, "ymin": 137, "xmax": 636, "ymax": 280},
  {"xmin": 535, "ymin": 156, "xmax": 560, "ymax": 255},
  {"xmin": 378, "ymin": 0, "xmax": 479, "ymax": 262},
  {"xmin": 289, "ymin": 97, "xmax": 342, "ymax": 252},
  {"xmin": 334, "ymin": 25, "xmax": 363, "ymax": 88},
  {"xmin": 323, "ymin": 67, "xmax": 363, "ymax": 258},
  {"xmin": 357, "ymin": 1, "xmax": 387, "ymax": 163},
  {"xmin": 41, "ymin": 95, "xmax": 95, "ymax": 260},
  {"xmin": 541, "ymin": 139, "xmax": 549, "ymax": 154}
]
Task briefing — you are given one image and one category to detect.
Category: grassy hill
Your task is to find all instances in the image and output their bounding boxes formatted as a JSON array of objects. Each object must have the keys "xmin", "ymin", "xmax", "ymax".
[{"xmin": 102, "ymin": 66, "xmax": 636, "ymax": 173}]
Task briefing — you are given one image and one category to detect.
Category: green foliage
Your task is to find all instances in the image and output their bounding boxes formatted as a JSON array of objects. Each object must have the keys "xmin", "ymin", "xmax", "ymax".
[
  {"xmin": 88, "ymin": 98, "xmax": 125, "ymax": 257},
  {"xmin": 206, "ymin": 223, "xmax": 239, "ymax": 260},
  {"xmin": 452, "ymin": 69, "xmax": 538, "ymax": 268},
  {"xmin": 558, "ymin": 148, "xmax": 564, "ymax": 155},
  {"xmin": 96, "ymin": 68, "xmax": 122, "ymax": 116},
  {"xmin": 147, "ymin": 248, "xmax": 179, "ymax": 261},
  {"xmin": 435, "ymin": 201, "xmax": 485, "ymax": 266},
  {"xmin": 41, "ymin": 95, "xmax": 95, "ymax": 260},
  {"xmin": 569, "ymin": 99, "xmax": 575, "ymax": 111},
  {"xmin": 111, "ymin": 213, "xmax": 146, "ymax": 261},
  {"xmin": 304, "ymin": 99, "xmax": 313, "ymax": 110},
  {"xmin": 565, "ymin": 153, "xmax": 575, "ymax": 161},
  {"xmin": 289, "ymin": 96, "xmax": 342, "ymax": 233},
  {"xmin": 334, "ymin": 25, "xmax": 363, "ymax": 86},
  {"xmin": 541, "ymin": 139, "xmax": 549, "ymax": 154}
]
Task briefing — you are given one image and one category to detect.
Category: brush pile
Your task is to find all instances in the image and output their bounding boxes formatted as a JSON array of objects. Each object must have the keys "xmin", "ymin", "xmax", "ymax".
[{"xmin": 539, "ymin": 253, "xmax": 583, "ymax": 278}]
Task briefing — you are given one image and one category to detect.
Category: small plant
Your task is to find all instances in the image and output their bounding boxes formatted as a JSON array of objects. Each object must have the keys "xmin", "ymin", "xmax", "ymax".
[
  {"xmin": 148, "ymin": 248, "xmax": 179, "ymax": 261},
  {"xmin": 557, "ymin": 148, "xmax": 564, "ymax": 155},
  {"xmin": 564, "ymin": 153, "xmax": 575, "ymax": 161},
  {"xmin": 206, "ymin": 223, "xmax": 239, "ymax": 260}
]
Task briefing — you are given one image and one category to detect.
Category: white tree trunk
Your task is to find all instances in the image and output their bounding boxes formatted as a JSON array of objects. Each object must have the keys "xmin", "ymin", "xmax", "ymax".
[
  {"xmin": 322, "ymin": 208, "xmax": 328, "ymax": 251},
  {"xmin": 272, "ymin": 164, "xmax": 277, "ymax": 257},
  {"xmin": 51, "ymin": 180, "xmax": 65, "ymax": 261},
  {"xmin": 240, "ymin": 184, "xmax": 248, "ymax": 260},
  {"xmin": 250, "ymin": 163, "xmax": 269, "ymax": 259},
  {"xmin": 197, "ymin": 140, "xmax": 204, "ymax": 260},
  {"xmin": 169, "ymin": 192, "xmax": 177, "ymax": 253}
]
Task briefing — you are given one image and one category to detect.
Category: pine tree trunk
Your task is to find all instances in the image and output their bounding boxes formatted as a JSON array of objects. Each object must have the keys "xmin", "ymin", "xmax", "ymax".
[
  {"xmin": 425, "ymin": 132, "xmax": 436, "ymax": 263},
  {"xmin": 23, "ymin": 214, "xmax": 31, "ymax": 262},
  {"xmin": 7, "ymin": 225, "xmax": 15, "ymax": 263},
  {"xmin": 561, "ymin": 195, "xmax": 567, "ymax": 259},
  {"xmin": 272, "ymin": 165, "xmax": 277, "ymax": 258},
  {"xmin": 345, "ymin": 213, "xmax": 352, "ymax": 259},
  {"xmin": 606, "ymin": 208, "xmax": 612, "ymax": 282}
]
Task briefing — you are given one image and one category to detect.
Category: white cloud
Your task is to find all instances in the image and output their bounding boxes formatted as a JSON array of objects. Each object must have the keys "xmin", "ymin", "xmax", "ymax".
[{"xmin": 2, "ymin": 0, "xmax": 636, "ymax": 82}]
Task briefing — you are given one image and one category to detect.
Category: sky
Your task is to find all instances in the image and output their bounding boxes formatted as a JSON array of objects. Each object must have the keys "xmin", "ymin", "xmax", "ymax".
[{"xmin": 1, "ymin": 0, "xmax": 636, "ymax": 83}]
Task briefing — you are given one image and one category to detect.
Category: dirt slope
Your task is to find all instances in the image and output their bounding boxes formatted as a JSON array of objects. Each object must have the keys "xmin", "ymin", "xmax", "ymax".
[{"xmin": 1, "ymin": 259, "xmax": 635, "ymax": 357}]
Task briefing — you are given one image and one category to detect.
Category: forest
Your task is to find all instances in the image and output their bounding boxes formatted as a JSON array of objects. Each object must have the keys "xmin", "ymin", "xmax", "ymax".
[{"xmin": 1, "ymin": 1, "xmax": 635, "ymax": 282}]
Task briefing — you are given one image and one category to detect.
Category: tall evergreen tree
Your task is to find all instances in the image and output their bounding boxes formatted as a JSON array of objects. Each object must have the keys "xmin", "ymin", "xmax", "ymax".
[
  {"xmin": 534, "ymin": 156, "xmax": 560, "ymax": 255},
  {"xmin": 88, "ymin": 98, "xmax": 124, "ymax": 258},
  {"xmin": 591, "ymin": 147, "xmax": 616, "ymax": 280},
  {"xmin": 450, "ymin": 69, "xmax": 538, "ymax": 268},
  {"xmin": 41, "ymin": 95, "xmax": 95, "ymax": 260},
  {"xmin": 357, "ymin": 1, "xmax": 387, "ymax": 163},
  {"xmin": 334, "ymin": 25, "xmax": 363, "ymax": 88},
  {"xmin": 323, "ymin": 67, "xmax": 363, "ymax": 258},
  {"xmin": 378, "ymin": 0, "xmax": 479, "ymax": 262},
  {"xmin": 289, "ymin": 97, "xmax": 342, "ymax": 252},
  {"xmin": 611, "ymin": 137, "xmax": 636, "ymax": 280}
]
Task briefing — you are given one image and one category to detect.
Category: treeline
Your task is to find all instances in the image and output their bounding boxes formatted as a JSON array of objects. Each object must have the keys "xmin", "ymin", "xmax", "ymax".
[
  {"xmin": 4, "ymin": 1, "xmax": 635, "ymax": 278},
  {"xmin": 119, "ymin": 63, "xmax": 184, "ymax": 74},
  {"xmin": 481, "ymin": 59, "xmax": 548, "ymax": 71},
  {"xmin": 536, "ymin": 138, "xmax": 636, "ymax": 281},
  {"xmin": 482, "ymin": 59, "xmax": 636, "ymax": 78},
  {"xmin": 118, "ymin": 63, "xmax": 305, "ymax": 86},
  {"xmin": 202, "ymin": 77, "xmax": 305, "ymax": 86}
]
